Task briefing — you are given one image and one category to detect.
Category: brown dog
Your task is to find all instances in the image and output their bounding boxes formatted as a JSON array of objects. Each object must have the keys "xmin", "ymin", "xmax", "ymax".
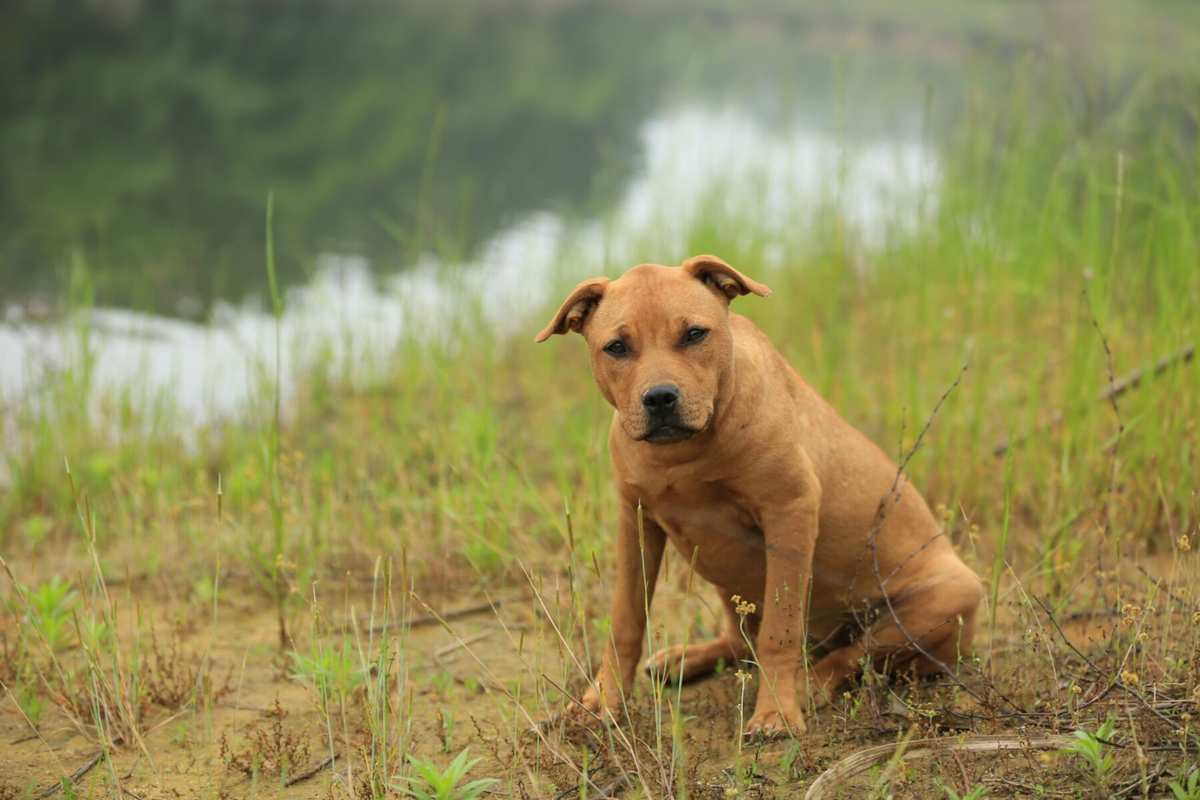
[{"xmin": 536, "ymin": 255, "xmax": 982, "ymax": 738}]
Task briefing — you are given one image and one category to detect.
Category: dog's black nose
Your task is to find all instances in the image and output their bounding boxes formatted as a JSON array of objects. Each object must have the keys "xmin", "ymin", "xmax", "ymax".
[{"xmin": 642, "ymin": 384, "xmax": 680, "ymax": 414}]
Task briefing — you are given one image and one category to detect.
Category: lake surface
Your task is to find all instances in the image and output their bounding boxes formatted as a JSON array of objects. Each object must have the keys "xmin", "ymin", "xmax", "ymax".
[
  {"xmin": 1, "ymin": 1, "xmax": 1191, "ymax": 434},
  {"xmin": 1, "ymin": 105, "xmax": 936, "ymax": 430}
]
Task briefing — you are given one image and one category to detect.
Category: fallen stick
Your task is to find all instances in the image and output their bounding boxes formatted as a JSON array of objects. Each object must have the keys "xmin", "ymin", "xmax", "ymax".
[
  {"xmin": 993, "ymin": 343, "xmax": 1194, "ymax": 457},
  {"xmin": 804, "ymin": 734, "xmax": 1071, "ymax": 800},
  {"xmin": 434, "ymin": 628, "xmax": 495, "ymax": 659},
  {"xmin": 36, "ymin": 751, "xmax": 105, "ymax": 799},
  {"xmin": 333, "ymin": 598, "xmax": 506, "ymax": 635},
  {"xmin": 284, "ymin": 752, "xmax": 339, "ymax": 787},
  {"xmin": 553, "ymin": 773, "xmax": 628, "ymax": 800},
  {"xmin": 1136, "ymin": 564, "xmax": 1200, "ymax": 613},
  {"xmin": 408, "ymin": 598, "xmax": 506, "ymax": 628}
]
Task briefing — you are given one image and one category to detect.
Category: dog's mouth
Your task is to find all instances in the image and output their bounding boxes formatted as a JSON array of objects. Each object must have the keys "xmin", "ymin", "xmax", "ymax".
[{"xmin": 639, "ymin": 424, "xmax": 699, "ymax": 444}]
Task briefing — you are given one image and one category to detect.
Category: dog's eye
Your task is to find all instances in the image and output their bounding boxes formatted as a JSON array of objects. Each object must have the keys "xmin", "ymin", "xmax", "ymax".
[
  {"xmin": 603, "ymin": 339, "xmax": 629, "ymax": 357},
  {"xmin": 684, "ymin": 326, "xmax": 709, "ymax": 345}
]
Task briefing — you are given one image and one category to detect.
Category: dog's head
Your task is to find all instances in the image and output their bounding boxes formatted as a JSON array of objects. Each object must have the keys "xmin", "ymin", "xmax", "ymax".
[{"xmin": 535, "ymin": 255, "xmax": 770, "ymax": 444}]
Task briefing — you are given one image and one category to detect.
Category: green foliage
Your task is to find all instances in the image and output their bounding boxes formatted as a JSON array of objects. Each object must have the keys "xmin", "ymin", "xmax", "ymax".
[
  {"xmin": 393, "ymin": 748, "xmax": 498, "ymax": 800},
  {"xmin": 21, "ymin": 576, "xmax": 77, "ymax": 651},
  {"xmin": 76, "ymin": 615, "xmax": 112, "ymax": 653},
  {"xmin": 1169, "ymin": 766, "xmax": 1200, "ymax": 800},
  {"xmin": 779, "ymin": 740, "xmax": 803, "ymax": 779},
  {"xmin": 15, "ymin": 682, "xmax": 46, "ymax": 728},
  {"xmin": 0, "ymin": 2, "xmax": 659, "ymax": 311},
  {"xmin": 289, "ymin": 639, "xmax": 366, "ymax": 701},
  {"xmin": 940, "ymin": 782, "xmax": 988, "ymax": 800},
  {"xmin": 1063, "ymin": 717, "xmax": 1118, "ymax": 786}
]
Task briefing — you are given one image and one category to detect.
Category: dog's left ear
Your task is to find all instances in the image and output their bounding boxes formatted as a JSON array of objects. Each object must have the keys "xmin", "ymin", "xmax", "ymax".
[
  {"xmin": 682, "ymin": 255, "xmax": 771, "ymax": 301},
  {"xmin": 534, "ymin": 277, "xmax": 609, "ymax": 342}
]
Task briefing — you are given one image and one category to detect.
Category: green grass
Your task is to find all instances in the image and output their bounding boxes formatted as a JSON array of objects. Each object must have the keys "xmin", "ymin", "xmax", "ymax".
[{"xmin": 1, "ymin": 51, "xmax": 1199, "ymax": 798}]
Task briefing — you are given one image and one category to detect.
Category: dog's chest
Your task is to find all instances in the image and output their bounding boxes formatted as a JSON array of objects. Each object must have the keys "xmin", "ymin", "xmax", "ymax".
[{"xmin": 642, "ymin": 484, "xmax": 765, "ymax": 585}]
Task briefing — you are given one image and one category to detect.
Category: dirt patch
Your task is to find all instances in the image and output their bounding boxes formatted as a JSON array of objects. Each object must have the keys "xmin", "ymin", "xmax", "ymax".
[{"xmin": 2, "ymin": 553, "xmax": 1197, "ymax": 798}]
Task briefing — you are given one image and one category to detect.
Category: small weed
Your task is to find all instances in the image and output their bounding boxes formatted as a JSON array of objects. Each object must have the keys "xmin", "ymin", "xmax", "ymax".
[
  {"xmin": 779, "ymin": 740, "xmax": 803, "ymax": 779},
  {"xmin": 1063, "ymin": 716, "xmax": 1118, "ymax": 788},
  {"xmin": 939, "ymin": 782, "xmax": 988, "ymax": 800},
  {"xmin": 75, "ymin": 615, "xmax": 111, "ymax": 652},
  {"xmin": 22, "ymin": 576, "xmax": 76, "ymax": 651},
  {"xmin": 1169, "ymin": 766, "xmax": 1200, "ymax": 800},
  {"xmin": 220, "ymin": 700, "xmax": 311, "ymax": 783},
  {"xmin": 15, "ymin": 682, "xmax": 46, "ymax": 728},
  {"xmin": 289, "ymin": 639, "xmax": 366, "ymax": 701},
  {"xmin": 392, "ymin": 748, "xmax": 498, "ymax": 800},
  {"xmin": 439, "ymin": 708, "xmax": 455, "ymax": 753},
  {"xmin": 144, "ymin": 629, "xmax": 233, "ymax": 710}
]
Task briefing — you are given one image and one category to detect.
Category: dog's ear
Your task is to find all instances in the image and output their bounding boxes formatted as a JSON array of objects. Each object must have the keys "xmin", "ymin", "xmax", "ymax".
[
  {"xmin": 534, "ymin": 278, "xmax": 609, "ymax": 342},
  {"xmin": 682, "ymin": 255, "xmax": 771, "ymax": 301}
]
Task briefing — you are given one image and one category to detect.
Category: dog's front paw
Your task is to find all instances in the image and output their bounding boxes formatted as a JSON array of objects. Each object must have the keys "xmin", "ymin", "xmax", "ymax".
[
  {"xmin": 744, "ymin": 705, "xmax": 806, "ymax": 740},
  {"xmin": 566, "ymin": 685, "xmax": 617, "ymax": 728}
]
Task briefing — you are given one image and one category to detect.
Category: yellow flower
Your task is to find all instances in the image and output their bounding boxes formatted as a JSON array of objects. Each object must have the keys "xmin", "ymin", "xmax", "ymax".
[
  {"xmin": 732, "ymin": 595, "xmax": 757, "ymax": 616},
  {"xmin": 1121, "ymin": 670, "xmax": 1139, "ymax": 686}
]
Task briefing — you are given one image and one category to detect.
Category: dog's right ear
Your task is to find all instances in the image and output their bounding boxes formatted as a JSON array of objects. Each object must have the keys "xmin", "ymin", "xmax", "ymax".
[{"xmin": 534, "ymin": 278, "xmax": 609, "ymax": 342}]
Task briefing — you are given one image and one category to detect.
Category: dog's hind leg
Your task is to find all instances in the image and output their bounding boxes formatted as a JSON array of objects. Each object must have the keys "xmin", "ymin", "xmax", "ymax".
[
  {"xmin": 803, "ymin": 569, "xmax": 981, "ymax": 707},
  {"xmin": 647, "ymin": 587, "xmax": 755, "ymax": 684}
]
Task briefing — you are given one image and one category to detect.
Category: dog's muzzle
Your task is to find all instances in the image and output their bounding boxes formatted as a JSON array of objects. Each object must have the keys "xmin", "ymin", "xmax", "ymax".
[{"xmin": 639, "ymin": 384, "xmax": 698, "ymax": 444}]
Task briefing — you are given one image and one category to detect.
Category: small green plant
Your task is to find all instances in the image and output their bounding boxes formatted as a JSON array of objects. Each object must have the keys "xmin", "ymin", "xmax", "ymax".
[
  {"xmin": 939, "ymin": 782, "xmax": 988, "ymax": 800},
  {"xmin": 289, "ymin": 639, "xmax": 366, "ymax": 700},
  {"xmin": 1063, "ymin": 716, "xmax": 1118, "ymax": 786},
  {"xmin": 22, "ymin": 577, "xmax": 77, "ymax": 651},
  {"xmin": 76, "ymin": 615, "xmax": 111, "ymax": 652},
  {"xmin": 16, "ymin": 682, "xmax": 46, "ymax": 728},
  {"xmin": 438, "ymin": 708, "xmax": 455, "ymax": 752},
  {"xmin": 1169, "ymin": 766, "xmax": 1200, "ymax": 800},
  {"xmin": 779, "ymin": 740, "xmax": 803, "ymax": 779},
  {"xmin": 393, "ymin": 748, "xmax": 498, "ymax": 800}
]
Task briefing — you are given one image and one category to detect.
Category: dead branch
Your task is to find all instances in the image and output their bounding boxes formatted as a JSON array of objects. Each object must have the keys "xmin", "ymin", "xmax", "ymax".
[
  {"xmin": 993, "ymin": 344, "xmax": 1194, "ymax": 457},
  {"xmin": 332, "ymin": 597, "xmax": 506, "ymax": 635},
  {"xmin": 804, "ymin": 733, "xmax": 1072, "ymax": 800},
  {"xmin": 283, "ymin": 752, "xmax": 339, "ymax": 787},
  {"xmin": 434, "ymin": 629, "xmax": 495, "ymax": 659},
  {"xmin": 35, "ymin": 751, "xmax": 104, "ymax": 799},
  {"xmin": 1031, "ymin": 593, "xmax": 1196, "ymax": 743}
]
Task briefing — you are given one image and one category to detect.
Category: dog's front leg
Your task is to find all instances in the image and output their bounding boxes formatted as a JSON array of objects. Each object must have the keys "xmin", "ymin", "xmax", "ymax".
[
  {"xmin": 745, "ymin": 486, "xmax": 819, "ymax": 738},
  {"xmin": 579, "ymin": 497, "xmax": 665, "ymax": 722}
]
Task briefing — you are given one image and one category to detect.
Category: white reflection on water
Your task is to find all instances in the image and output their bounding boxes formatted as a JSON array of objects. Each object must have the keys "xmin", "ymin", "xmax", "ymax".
[{"xmin": 0, "ymin": 106, "xmax": 936, "ymax": 449}]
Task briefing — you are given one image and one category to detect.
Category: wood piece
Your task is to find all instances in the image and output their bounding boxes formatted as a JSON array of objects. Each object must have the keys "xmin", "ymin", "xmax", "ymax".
[
  {"xmin": 333, "ymin": 598, "xmax": 505, "ymax": 635},
  {"xmin": 284, "ymin": 752, "xmax": 339, "ymax": 787},
  {"xmin": 993, "ymin": 344, "xmax": 1194, "ymax": 457},
  {"xmin": 35, "ymin": 751, "xmax": 104, "ymax": 799},
  {"xmin": 804, "ymin": 734, "xmax": 1071, "ymax": 800}
]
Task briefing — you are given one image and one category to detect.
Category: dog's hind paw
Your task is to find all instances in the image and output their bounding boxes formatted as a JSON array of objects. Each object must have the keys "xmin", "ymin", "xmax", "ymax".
[{"xmin": 646, "ymin": 639, "xmax": 742, "ymax": 685}]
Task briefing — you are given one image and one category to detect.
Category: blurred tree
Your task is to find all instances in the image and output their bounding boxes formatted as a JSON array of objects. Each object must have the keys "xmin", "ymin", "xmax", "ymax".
[{"xmin": 0, "ymin": 1, "xmax": 661, "ymax": 314}]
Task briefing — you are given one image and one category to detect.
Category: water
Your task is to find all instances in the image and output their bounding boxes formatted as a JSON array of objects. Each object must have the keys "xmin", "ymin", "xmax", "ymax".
[
  {"xmin": 1, "ymin": 106, "xmax": 936, "ymax": 432},
  {"xmin": 2, "ymin": 1, "xmax": 1182, "ymax": 444}
]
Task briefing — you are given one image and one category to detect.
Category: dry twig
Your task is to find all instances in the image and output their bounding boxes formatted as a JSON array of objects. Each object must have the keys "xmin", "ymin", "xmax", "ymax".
[{"xmin": 804, "ymin": 733, "xmax": 1071, "ymax": 800}]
